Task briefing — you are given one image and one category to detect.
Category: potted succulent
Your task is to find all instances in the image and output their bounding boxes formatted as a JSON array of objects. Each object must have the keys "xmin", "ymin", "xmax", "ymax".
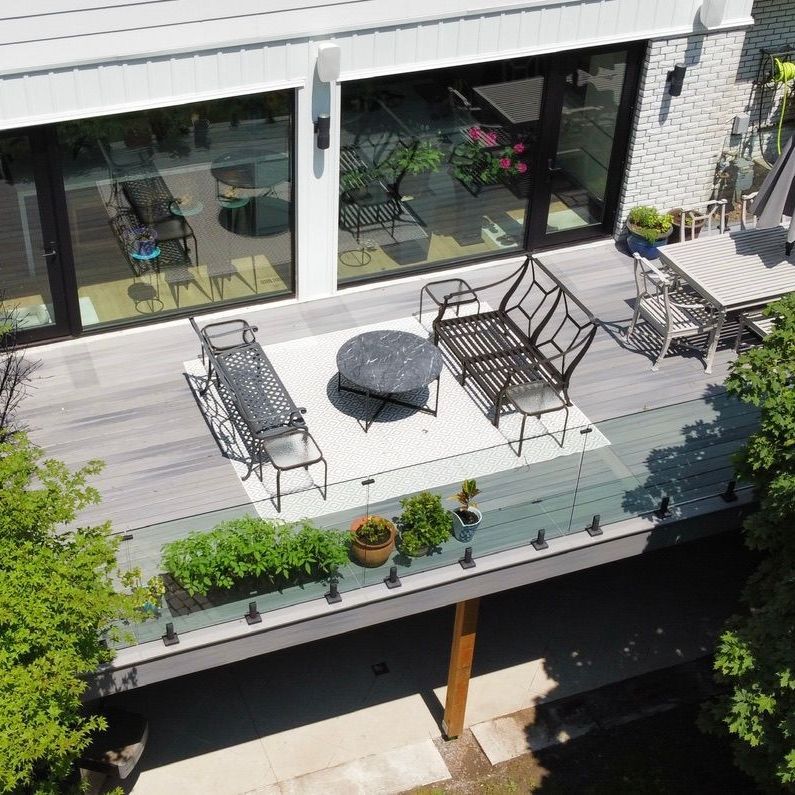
[
  {"xmin": 449, "ymin": 479, "xmax": 482, "ymax": 542},
  {"xmin": 397, "ymin": 491, "xmax": 452, "ymax": 557},
  {"xmin": 625, "ymin": 205, "xmax": 674, "ymax": 259},
  {"xmin": 349, "ymin": 515, "xmax": 397, "ymax": 568}
]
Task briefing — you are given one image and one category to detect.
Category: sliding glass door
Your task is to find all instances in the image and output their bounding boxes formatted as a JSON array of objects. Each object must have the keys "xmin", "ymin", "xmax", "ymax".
[{"xmin": 0, "ymin": 129, "xmax": 71, "ymax": 342}]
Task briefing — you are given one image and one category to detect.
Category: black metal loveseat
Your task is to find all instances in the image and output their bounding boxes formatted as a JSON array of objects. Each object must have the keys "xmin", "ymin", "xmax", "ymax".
[{"xmin": 426, "ymin": 256, "xmax": 597, "ymax": 454}]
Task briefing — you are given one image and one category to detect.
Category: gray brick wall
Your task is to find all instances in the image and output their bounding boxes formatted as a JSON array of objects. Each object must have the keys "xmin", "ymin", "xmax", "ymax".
[{"xmin": 616, "ymin": 0, "xmax": 795, "ymax": 234}]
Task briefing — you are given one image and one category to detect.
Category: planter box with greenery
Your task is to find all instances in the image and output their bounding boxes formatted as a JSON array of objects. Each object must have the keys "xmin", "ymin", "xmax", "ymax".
[
  {"xmin": 161, "ymin": 516, "xmax": 348, "ymax": 597},
  {"xmin": 349, "ymin": 515, "xmax": 397, "ymax": 567},
  {"xmin": 625, "ymin": 205, "xmax": 674, "ymax": 260},
  {"xmin": 397, "ymin": 491, "xmax": 453, "ymax": 557}
]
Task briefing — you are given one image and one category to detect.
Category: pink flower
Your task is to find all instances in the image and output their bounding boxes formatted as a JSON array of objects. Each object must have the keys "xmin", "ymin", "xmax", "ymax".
[
  {"xmin": 516, "ymin": 162, "xmax": 528, "ymax": 173},
  {"xmin": 513, "ymin": 142, "xmax": 525, "ymax": 154},
  {"xmin": 499, "ymin": 157, "xmax": 512, "ymax": 169},
  {"xmin": 482, "ymin": 131, "xmax": 498, "ymax": 147},
  {"xmin": 468, "ymin": 126, "xmax": 481, "ymax": 141}
]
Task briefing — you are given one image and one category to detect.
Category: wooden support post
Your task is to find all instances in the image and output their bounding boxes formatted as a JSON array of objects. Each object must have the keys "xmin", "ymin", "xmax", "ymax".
[{"xmin": 442, "ymin": 597, "xmax": 480, "ymax": 739}]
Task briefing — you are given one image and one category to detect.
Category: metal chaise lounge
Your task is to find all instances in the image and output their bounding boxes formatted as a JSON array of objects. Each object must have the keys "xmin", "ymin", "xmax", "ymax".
[{"xmin": 190, "ymin": 317, "xmax": 327, "ymax": 511}]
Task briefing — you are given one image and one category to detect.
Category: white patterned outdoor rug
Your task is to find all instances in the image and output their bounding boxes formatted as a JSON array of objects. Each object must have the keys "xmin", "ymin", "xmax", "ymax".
[{"xmin": 184, "ymin": 314, "xmax": 609, "ymax": 521}]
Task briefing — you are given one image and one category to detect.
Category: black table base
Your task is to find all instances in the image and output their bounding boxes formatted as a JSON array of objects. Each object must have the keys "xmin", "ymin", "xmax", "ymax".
[{"xmin": 337, "ymin": 372, "xmax": 440, "ymax": 432}]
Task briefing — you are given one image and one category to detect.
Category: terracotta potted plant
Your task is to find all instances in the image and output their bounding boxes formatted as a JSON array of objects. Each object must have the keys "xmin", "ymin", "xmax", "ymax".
[
  {"xmin": 397, "ymin": 491, "xmax": 452, "ymax": 557},
  {"xmin": 626, "ymin": 205, "xmax": 674, "ymax": 259},
  {"xmin": 449, "ymin": 479, "xmax": 482, "ymax": 542},
  {"xmin": 349, "ymin": 515, "xmax": 397, "ymax": 567}
]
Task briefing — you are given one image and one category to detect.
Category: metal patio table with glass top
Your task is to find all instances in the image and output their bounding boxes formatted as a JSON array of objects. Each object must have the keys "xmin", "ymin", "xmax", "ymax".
[
  {"xmin": 336, "ymin": 329, "xmax": 443, "ymax": 432},
  {"xmin": 657, "ymin": 225, "xmax": 795, "ymax": 372}
]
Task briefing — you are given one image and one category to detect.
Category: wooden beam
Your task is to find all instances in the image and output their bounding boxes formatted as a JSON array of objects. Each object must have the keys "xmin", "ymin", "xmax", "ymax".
[{"xmin": 442, "ymin": 597, "xmax": 480, "ymax": 739}]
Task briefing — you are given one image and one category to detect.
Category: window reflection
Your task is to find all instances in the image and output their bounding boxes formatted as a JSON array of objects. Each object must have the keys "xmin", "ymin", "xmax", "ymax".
[
  {"xmin": 58, "ymin": 91, "xmax": 294, "ymax": 328},
  {"xmin": 338, "ymin": 61, "xmax": 542, "ymax": 284}
]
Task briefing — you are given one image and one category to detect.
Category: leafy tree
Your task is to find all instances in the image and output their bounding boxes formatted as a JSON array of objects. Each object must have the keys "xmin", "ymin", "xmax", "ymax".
[
  {"xmin": 701, "ymin": 294, "xmax": 795, "ymax": 790},
  {"xmin": 0, "ymin": 298, "xmax": 39, "ymax": 440},
  {"xmin": 0, "ymin": 433, "xmax": 135, "ymax": 793}
]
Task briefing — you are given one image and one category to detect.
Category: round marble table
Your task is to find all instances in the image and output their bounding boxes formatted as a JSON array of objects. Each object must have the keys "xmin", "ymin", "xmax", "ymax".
[{"xmin": 336, "ymin": 329, "xmax": 443, "ymax": 432}]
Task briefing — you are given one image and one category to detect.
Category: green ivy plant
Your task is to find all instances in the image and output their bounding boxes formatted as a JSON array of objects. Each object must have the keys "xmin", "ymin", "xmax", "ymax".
[
  {"xmin": 161, "ymin": 516, "xmax": 348, "ymax": 597},
  {"xmin": 118, "ymin": 567, "xmax": 165, "ymax": 617},
  {"xmin": 397, "ymin": 491, "xmax": 452, "ymax": 556},
  {"xmin": 699, "ymin": 295, "xmax": 795, "ymax": 790}
]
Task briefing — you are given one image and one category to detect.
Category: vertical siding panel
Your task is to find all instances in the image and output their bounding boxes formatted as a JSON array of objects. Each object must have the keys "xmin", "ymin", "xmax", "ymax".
[
  {"xmin": 415, "ymin": 22, "xmax": 440, "ymax": 64},
  {"xmin": 497, "ymin": 11, "xmax": 520, "ymax": 54},
  {"xmin": 456, "ymin": 16, "xmax": 482, "ymax": 57}
]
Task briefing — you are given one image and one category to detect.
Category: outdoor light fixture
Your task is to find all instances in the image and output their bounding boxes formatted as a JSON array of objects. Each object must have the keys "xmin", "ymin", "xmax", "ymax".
[
  {"xmin": 667, "ymin": 64, "xmax": 687, "ymax": 97},
  {"xmin": 699, "ymin": 0, "xmax": 726, "ymax": 29},
  {"xmin": 316, "ymin": 42, "xmax": 341, "ymax": 82},
  {"xmin": 314, "ymin": 113, "xmax": 331, "ymax": 150}
]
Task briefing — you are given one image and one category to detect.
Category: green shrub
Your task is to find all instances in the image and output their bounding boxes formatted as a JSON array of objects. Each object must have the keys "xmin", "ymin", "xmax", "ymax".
[
  {"xmin": 161, "ymin": 516, "xmax": 348, "ymax": 596},
  {"xmin": 352, "ymin": 516, "xmax": 394, "ymax": 545},
  {"xmin": 627, "ymin": 205, "xmax": 673, "ymax": 243},
  {"xmin": 397, "ymin": 491, "xmax": 452, "ymax": 556}
]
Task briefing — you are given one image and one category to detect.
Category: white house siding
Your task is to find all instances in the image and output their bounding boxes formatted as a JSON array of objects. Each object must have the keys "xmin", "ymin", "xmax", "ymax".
[
  {"xmin": 617, "ymin": 0, "xmax": 795, "ymax": 230},
  {"xmin": 0, "ymin": 0, "xmax": 754, "ymax": 129}
]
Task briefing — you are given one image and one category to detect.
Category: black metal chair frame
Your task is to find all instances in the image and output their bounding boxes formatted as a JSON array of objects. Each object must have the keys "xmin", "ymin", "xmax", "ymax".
[{"xmin": 429, "ymin": 256, "xmax": 597, "ymax": 453}]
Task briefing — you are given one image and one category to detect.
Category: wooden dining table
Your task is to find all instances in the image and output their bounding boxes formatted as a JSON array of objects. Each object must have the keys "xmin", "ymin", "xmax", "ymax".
[{"xmin": 658, "ymin": 225, "xmax": 795, "ymax": 372}]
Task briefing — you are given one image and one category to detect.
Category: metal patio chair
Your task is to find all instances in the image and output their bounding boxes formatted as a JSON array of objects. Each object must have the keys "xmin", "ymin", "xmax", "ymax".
[{"xmin": 626, "ymin": 253, "xmax": 719, "ymax": 371}]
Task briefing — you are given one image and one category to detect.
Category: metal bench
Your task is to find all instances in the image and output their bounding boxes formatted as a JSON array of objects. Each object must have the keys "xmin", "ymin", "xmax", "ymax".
[
  {"xmin": 189, "ymin": 317, "xmax": 327, "ymax": 509},
  {"xmin": 428, "ymin": 256, "xmax": 597, "ymax": 453}
]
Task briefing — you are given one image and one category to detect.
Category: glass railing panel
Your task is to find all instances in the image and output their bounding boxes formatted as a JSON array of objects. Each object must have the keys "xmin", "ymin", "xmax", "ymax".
[{"xmin": 108, "ymin": 394, "xmax": 760, "ymax": 649}]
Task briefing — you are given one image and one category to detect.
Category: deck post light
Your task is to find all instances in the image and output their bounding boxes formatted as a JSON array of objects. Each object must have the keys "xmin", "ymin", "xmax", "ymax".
[
  {"xmin": 459, "ymin": 546, "xmax": 476, "ymax": 569},
  {"xmin": 161, "ymin": 622, "xmax": 179, "ymax": 647},
  {"xmin": 384, "ymin": 565, "xmax": 402, "ymax": 589},
  {"xmin": 532, "ymin": 528, "xmax": 548, "ymax": 551},
  {"xmin": 325, "ymin": 575, "xmax": 342, "ymax": 604},
  {"xmin": 656, "ymin": 496, "xmax": 672, "ymax": 519},
  {"xmin": 587, "ymin": 514, "xmax": 602, "ymax": 537},
  {"xmin": 721, "ymin": 480, "xmax": 738, "ymax": 502},
  {"xmin": 245, "ymin": 601, "xmax": 262, "ymax": 624},
  {"xmin": 666, "ymin": 64, "xmax": 687, "ymax": 97}
]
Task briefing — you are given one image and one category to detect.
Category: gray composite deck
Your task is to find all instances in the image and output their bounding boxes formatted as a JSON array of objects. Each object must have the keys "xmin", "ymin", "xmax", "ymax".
[{"xmin": 19, "ymin": 240, "xmax": 744, "ymax": 537}]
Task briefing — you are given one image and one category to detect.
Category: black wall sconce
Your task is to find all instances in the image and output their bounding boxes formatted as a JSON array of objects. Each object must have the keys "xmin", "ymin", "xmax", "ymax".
[
  {"xmin": 667, "ymin": 64, "xmax": 687, "ymax": 97},
  {"xmin": 314, "ymin": 114, "xmax": 330, "ymax": 150}
]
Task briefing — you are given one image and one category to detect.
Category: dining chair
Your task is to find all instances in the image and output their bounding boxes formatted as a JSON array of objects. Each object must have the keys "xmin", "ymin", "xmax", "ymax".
[{"xmin": 626, "ymin": 254, "xmax": 719, "ymax": 371}]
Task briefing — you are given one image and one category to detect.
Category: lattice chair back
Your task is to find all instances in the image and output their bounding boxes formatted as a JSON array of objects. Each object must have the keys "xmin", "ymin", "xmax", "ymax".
[
  {"xmin": 499, "ymin": 255, "xmax": 562, "ymax": 342},
  {"xmin": 528, "ymin": 288, "xmax": 598, "ymax": 401},
  {"xmin": 675, "ymin": 199, "xmax": 728, "ymax": 241}
]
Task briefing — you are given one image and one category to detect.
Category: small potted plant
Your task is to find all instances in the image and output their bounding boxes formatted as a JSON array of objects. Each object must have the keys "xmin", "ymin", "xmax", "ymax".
[
  {"xmin": 449, "ymin": 479, "xmax": 482, "ymax": 542},
  {"xmin": 340, "ymin": 166, "xmax": 374, "ymax": 203},
  {"xmin": 669, "ymin": 207, "xmax": 706, "ymax": 241},
  {"xmin": 397, "ymin": 491, "xmax": 452, "ymax": 557},
  {"xmin": 349, "ymin": 515, "xmax": 397, "ymax": 568},
  {"xmin": 626, "ymin": 205, "xmax": 674, "ymax": 259}
]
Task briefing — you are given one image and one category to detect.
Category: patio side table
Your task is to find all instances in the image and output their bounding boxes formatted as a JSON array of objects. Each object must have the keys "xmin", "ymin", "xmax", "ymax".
[{"xmin": 260, "ymin": 428, "xmax": 327, "ymax": 512}]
